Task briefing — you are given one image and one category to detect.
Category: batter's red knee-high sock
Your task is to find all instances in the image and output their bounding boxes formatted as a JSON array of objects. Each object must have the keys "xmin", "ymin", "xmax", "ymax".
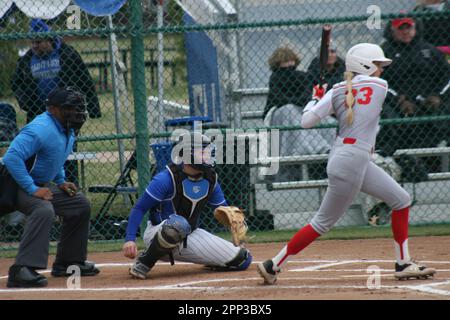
[
  {"xmin": 271, "ymin": 224, "xmax": 321, "ymax": 271},
  {"xmin": 391, "ymin": 207, "xmax": 411, "ymax": 265}
]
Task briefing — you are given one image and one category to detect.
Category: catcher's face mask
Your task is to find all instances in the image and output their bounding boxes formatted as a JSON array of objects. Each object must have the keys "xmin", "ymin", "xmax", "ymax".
[
  {"xmin": 192, "ymin": 142, "xmax": 216, "ymax": 170},
  {"xmin": 176, "ymin": 132, "xmax": 216, "ymax": 171}
]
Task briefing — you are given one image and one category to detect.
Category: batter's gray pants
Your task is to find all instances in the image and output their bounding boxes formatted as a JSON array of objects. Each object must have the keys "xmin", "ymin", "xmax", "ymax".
[
  {"xmin": 14, "ymin": 184, "xmax": 91, "ymax": 269},
  {"xmin": 310, "ymin": 137, "xmax": 411, "ymax": 235}
]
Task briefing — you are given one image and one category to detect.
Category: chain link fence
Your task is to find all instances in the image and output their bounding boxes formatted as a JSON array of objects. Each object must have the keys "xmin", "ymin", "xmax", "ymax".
[{"xmin": 1, "ymin": 0, "xmax": 449, "ymax": 251}]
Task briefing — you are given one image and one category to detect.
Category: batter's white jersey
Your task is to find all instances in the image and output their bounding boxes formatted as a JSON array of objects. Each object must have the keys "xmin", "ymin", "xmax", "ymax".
[{"xmin": 305, "ymin": 75, "xmax": 388, "ymax": 148}]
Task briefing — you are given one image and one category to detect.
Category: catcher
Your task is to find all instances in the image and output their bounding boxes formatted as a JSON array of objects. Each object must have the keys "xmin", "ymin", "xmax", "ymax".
[{"xmin": 123, "ymin": 132, "xmax": 252, "ymax": 279}]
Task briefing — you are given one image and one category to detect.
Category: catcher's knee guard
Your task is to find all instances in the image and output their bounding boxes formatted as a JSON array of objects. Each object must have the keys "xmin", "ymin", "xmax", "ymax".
[
  {"xmin": 137, "ymin": 214, "xmax": 191, "ymax": 270},
  {"xmin": 225, "ymin": 248, "xmax": 252, "ymax": 271},
  {"xmin": 157, "ymin": 214, "xmax": 191, "ymax": 249}
]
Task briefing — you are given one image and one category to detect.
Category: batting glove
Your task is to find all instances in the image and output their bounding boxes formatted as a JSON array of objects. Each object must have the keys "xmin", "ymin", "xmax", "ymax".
[{"xmin": 312, "ymin": 84, "xmax": 328, "ymax": 101}]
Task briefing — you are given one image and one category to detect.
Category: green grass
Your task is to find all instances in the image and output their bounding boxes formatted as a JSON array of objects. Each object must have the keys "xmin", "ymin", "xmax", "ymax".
[
  {"xmin": 2, "ymin": 224, "xmax": 450, "ymax": 259},
  {"xmin": 243, "ymin": 223, "xmax": 450, "ymax": 243}
]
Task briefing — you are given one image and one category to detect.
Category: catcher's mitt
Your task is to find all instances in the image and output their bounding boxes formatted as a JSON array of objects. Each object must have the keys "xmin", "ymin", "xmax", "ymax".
[{"xmin": 214, "ymin": 206, "xmax": 248, "ymax": 246}]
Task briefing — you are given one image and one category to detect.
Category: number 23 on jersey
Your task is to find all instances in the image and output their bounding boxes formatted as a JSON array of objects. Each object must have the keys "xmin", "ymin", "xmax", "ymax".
[{"xmin": 345, "ymin": 87, "xmax": 373, "ymax": 106}]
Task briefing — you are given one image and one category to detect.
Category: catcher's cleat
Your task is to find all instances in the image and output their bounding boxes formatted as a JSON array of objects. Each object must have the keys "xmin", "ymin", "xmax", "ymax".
[
  {"xmin": 257, "ymin": 260, "xmax": 279, "ymax": 285},
  {"xmin": 394, "ymin": 261, "xmax": 436, "ymax": 280},
  {"xmin": 129, "ymin": 261, "xmax": 151, "ymax": 280}
]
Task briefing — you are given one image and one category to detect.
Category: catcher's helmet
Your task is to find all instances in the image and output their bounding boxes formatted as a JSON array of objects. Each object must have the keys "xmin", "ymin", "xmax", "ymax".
[
  {"xmin": 46, "ymin": 87, "xmax": 87, "ymax": 130},
  {"xmin": 345, "ymin": 43, "xmax": 392, "ymax": 76},
  {"xmin": 175, "ymin": 132, "xmax": 216, "ymax": 171}
]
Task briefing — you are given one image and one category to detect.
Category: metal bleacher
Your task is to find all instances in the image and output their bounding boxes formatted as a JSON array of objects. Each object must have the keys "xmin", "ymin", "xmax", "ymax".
[{"xmin": 253, "ymin": 140, "xmax": 450, "ymax": 229}]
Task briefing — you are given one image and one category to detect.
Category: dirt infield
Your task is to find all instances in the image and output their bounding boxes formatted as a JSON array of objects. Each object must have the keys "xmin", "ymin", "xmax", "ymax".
[{"xmin": 1, "ymin": 236, "xmax": 450, "ymax": 300}]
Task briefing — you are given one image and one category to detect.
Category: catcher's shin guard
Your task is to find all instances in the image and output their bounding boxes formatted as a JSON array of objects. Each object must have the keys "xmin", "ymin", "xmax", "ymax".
[
  {"xmin": 225, "ymin": 248, "xmax": 252, "ymax": 271},
  {"xmin": 129, "ymin": 239, "xmax": 166, "ymax": 279},
  {"xmin": 130, "ymin": 216, "xmax": 191, "ymax": 279}
]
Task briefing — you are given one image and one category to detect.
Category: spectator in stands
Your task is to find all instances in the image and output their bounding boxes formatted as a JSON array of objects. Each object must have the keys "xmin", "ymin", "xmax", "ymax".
[
  {"xmin": 307, "ymin": 40, "xmax": 346, "ymax": 89},
  {"xmin": 264, "ymin": 46, "xmax": 311, "ymax": 118},
  {"xmin": 11, "ymin": 19, "xmax": 102, "ymax": 185},
  {"xmin": 413, "ymin": 0, "xmax": 450, "ymax": 54},
  {"xmin": 378, "ymin": 15, "xmax": 450, "ymax": 173},
  {"xmin": 263, "ymin": 46, "xmax": 335, "ymax": 182}
]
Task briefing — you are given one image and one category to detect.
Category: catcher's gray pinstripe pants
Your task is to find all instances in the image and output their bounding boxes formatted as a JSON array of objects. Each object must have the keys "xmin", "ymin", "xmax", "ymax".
[
  {"xmin": 143, "ymin": 220, "xmax": 242, "ymax": 267},
  {"xmin": 310, "ymin": 137, "xmax": 411, "ymax": 234}
]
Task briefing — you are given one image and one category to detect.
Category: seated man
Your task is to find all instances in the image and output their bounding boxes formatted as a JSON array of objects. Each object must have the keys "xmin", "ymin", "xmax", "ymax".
[
  {"xmin": 123, "ymin": 132, "xmax": 252, "ymax": 279},
  {"xmin": 380, "ymin": 16, "xmax": 450, "ymax": 172}
]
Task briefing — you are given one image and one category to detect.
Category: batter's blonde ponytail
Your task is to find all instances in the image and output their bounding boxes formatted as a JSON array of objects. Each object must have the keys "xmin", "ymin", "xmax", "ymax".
[{"xmin": 344, "ymin": 71, "xmax": 355, "ymax": 125}]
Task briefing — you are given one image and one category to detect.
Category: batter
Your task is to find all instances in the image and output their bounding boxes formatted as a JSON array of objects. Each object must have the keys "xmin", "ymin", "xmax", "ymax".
[{"xmin": 257, "ymin": 43, "xmax": 436, "ymax": 284}]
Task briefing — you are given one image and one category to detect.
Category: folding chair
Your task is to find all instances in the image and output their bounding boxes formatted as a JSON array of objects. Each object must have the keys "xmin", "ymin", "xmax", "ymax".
[{"xmin": 88, "ymin": 150, "xmax": 139, "ymax": 218}]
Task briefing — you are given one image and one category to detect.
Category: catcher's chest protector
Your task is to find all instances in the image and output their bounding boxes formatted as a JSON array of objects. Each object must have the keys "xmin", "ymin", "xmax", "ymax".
[{"xmin": 168, "ymin": 164, "xmax": 217, "ymax": 230}]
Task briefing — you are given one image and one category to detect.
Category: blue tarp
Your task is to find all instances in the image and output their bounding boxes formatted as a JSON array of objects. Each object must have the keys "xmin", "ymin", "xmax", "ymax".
[
  {"xmin": 0, "ymin": 0, "xmax": 126, "ymax": 19},
  {"xmin": 74, "ymin": 0, "xmax": 127, "ymax": 17}
]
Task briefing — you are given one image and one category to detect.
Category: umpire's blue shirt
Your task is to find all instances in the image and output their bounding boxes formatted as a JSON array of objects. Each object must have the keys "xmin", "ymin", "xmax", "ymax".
[{"xmin": 3, "ymin": 111, "xmax": 75, "ymax": 195}]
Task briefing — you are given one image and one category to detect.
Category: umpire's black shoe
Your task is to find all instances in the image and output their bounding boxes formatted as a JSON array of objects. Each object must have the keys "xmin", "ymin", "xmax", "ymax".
[
  {"xmin": 51, "ymin": 260, "xmax": 100, "ymax": 277},
  {"xmin": 7, "ymin": 265, "xmax": 48, "ymax": 288}
]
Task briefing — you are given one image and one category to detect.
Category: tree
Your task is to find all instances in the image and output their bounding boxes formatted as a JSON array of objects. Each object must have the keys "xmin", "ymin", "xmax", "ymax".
[{"xmin": 0, "ymin": 40, "xmax": 18, "ymax": 98}]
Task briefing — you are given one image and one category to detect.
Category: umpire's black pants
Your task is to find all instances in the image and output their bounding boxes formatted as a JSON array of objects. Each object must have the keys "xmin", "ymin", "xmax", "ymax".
[{"xmin": 14, "ymin": 184, "xmax": 91, "ymax": 269}]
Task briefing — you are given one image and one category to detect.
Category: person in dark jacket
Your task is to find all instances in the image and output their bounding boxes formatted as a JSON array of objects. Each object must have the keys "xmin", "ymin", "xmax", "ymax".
[
  {"xmin": 11, "ymin": 19, "xmax": 102, "ymax": 185},
  {"xmin": 263, "ymin": 47, "xmax": 311, "ymax": 118},
  {"xmin": 381, "ymin": 17, "xmax": 449, "ymax": 107},
  {"xmin": 378, "ymin": 16, "xmax": 449, "ymax": 172},
  {"xmin": 11, "ymin": 19, "xmax": 101, "ymax": 123},
  {"xmin": 413, "ymin": 0, "xmax": 449, "ymax": 51}
]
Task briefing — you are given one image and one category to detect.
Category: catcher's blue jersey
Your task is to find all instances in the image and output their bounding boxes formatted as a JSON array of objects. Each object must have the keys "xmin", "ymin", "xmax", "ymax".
[{"xmin": 125, "ymin": 167, "xmax": 227, "ymax": 241}]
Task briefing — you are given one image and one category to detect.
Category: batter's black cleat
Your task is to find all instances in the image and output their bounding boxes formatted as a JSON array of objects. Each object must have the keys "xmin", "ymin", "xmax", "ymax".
[
  {"xmin": 51, "ymin": 260, "xmax": 100, "ymax": 277},
  {"xmin": 394, "ymin": 261, "xmax": 436, "ymax": 280},
  {"xmin": 257, "ymin": 259, "xmax": 279, "ymax": 285},
  {"xmin": 7, "ymin": 265, "xmax": 48, "ymax": 288}
]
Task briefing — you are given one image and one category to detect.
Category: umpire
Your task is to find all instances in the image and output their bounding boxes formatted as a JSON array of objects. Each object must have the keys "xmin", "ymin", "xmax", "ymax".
[{"xmin": 2, "ymin": 87, "xmax": 99, "ymax": 288}]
